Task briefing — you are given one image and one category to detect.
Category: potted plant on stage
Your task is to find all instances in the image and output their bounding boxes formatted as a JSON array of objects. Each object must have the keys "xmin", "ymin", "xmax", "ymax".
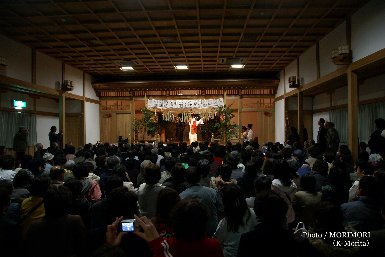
[
  {"xmin": 133, "ymin": 118, "xmax": 144, "ymax": 143},
  {"xmin": 141, "ymin": 107, "xmax": 158, "ymax": 141},
  {"xmin": 214, "ymin": 105, "xmax": 238, "ymax": 144}
]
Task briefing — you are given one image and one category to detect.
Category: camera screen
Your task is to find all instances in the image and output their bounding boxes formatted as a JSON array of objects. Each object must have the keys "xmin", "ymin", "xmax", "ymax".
[{"xmin": 121, "ymin": 221, "xmax": 134, "ymax": 232}]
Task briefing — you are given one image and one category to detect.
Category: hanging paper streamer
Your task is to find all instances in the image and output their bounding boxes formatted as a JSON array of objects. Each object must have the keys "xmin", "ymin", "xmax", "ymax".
[{"xmin": 147, "ymin": 98, "xmax": 224, "ymax": 109}]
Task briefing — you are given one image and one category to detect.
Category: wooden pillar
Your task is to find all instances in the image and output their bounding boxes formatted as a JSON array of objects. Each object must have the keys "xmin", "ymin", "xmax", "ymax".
[
  {"xmin": 316, "ymin": 42, "xmax": 320, "ymax": 79},
  {"xmin": 131, "ymin": 96, "xmax": 135, "ymax": 143},
  {"xmin": 59, "ymin": 94, "xmax": 66, "ymax": 149},
  {"xmin": 347, "ymin": 68, "xmax": 358, "ymax": 161},
  {"xmin": 60, "ymin": 62, "xmax": 66, "ymax": 149},
  {"xmin": 31, "ymin": 49, "xmax": 36, "ymax": 84},
  {"xmin": 238, "ymin": 93, "xmax": 242, "ymax": 142},
  {"xmin": 82, "ymin": 72, "xmax": 86, "ymax": 146},
  {"xmin": 297, "ymin": 91, "xmax": 304, "ymax": 144}
]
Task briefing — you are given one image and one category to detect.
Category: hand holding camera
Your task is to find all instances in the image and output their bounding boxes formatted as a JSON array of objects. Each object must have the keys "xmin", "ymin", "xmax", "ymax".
[{"xmin": 105, "ymin": 215, "xmax": 161, "ymax": 247}]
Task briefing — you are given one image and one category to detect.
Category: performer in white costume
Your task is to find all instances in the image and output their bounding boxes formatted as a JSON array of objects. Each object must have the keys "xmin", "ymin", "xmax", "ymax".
[{"xmin": 188, "ymin": 116, "xmax": 204, "ymax": 144}]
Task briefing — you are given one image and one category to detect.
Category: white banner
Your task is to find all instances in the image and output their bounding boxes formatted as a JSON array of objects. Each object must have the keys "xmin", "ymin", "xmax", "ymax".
[{"xmin": 147, "ymin": 98, "xmax": 224, "ymax": 109}]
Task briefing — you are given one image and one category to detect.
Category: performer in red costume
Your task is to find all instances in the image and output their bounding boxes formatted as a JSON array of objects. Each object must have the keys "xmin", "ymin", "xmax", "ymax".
[{"xmin": 188, "ymin": 116, "xmax": 204, "ymax": 144}]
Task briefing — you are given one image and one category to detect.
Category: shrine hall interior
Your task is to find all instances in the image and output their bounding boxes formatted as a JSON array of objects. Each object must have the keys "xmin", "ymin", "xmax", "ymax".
[{"xmin": 0, "ymin": 0, "xmax": 385, "ymax": 160}]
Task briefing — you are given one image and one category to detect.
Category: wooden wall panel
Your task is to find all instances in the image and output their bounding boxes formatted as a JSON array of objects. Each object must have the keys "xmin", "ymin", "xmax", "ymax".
[
  {"xmin": 65, "ymin": 114, "xmax": 83, "ymax": 148},
  {"xmin": 116, "ymin": 113, "xmax": 132, "ymax": 143},
  {"xmin": 100, "ymin": 113, "xmax": 113, "ymax": 143}
]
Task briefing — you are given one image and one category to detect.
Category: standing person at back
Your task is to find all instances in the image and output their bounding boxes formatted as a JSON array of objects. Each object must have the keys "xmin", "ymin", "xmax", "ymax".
[
  {"xmin": 13, "ymin": 127, "xmax": 28, "ymax": 167},
  {"xmin": 317, "ymin": 118, "xmax": 327, "ymax": 152},
  {"xmin": 246, "ymin": 124, "xmax": 253, "ymax": 142},
  {"xmin": 325, "ymin": 122, "xmax": 340, "ymax": 155},
  {"xmin": 48, "ymin": 126, "xmax": 62, "ymax": 148},
  {"xmin": 368, "ymin": 118, "xmax": 385, "ymax": 157}
]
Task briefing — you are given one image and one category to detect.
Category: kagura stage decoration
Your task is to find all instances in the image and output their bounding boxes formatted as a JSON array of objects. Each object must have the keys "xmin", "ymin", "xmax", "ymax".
[
  {"xmin": 146, "ymin": 98, "xmax": 225, "ymax": 123},
  {"xmin": 137, "ymin": 97, "xmax": 237, "ymax": 143},
  {"xmin": 147, "ymin": 98, "xmax": 224, "ymax": 109}
]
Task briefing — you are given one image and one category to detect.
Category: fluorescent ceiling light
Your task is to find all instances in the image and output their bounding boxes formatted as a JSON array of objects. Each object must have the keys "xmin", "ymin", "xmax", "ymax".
[
  {"xmin": 231, "ymin": 64, "xmax": 245, "ymax": 69},
  {"xmin": 120, "ymin": 66, "xmax": 134, "ymax": 71},
  {"xmin": 175, "ymin": 65, "xmax": 188, "ymax": 70}
]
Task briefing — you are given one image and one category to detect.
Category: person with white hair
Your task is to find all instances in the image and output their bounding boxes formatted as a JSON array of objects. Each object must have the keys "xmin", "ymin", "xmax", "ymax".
[{"xmin": 34, "ymin": 143, "xmax": 44, "ymax": 159}]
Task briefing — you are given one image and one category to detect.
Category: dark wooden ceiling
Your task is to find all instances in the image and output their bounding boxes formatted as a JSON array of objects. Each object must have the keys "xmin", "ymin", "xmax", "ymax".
[{"xmin": 0, "ymin": 0, "xmax": 369, "ymax": 85}]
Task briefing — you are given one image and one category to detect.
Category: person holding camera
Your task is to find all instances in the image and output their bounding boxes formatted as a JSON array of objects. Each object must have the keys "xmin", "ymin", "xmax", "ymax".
[{"xmin": 99, "ymin": 198, "xmax": 224, "ymax": 257}]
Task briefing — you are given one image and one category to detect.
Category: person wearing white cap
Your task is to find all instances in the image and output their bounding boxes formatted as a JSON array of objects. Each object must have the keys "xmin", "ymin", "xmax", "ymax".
[{"xmin": 42, "ymin": 152, "xmax": 55, "ymax": 176}]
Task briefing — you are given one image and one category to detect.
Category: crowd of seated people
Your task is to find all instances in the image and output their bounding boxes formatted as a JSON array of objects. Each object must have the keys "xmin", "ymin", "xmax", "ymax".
[{"xmin": 0, "ymin": 136, "xmax": 385, "ymax": 257}]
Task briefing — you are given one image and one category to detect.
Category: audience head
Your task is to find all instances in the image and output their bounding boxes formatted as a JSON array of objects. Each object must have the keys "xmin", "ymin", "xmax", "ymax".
[
  {"xmin": 170, "ymin": 163, "xmax": 186, "ymax": 182},
  {"xmin": 107, "ymin": 186, "xmax": 138, "ymax": 220},
  {"xmin": 164, "ymin": 157, "xmax": 177, "ymax": 172},
  {"xmin": 314, "ymin": 201, "xmax": 344, "ymax": 233},
  {"xmin": 375, "ymin": 118, "xmax": 385, "ymax": 130},
  {"xmin": 254, "ymin": 192, "xmax": 287, "ymax": 227},
  {"xmin": 155, "ymin": 187, "xmax": 181, "ymax": 225},
  {"xmin": 64, "ymin": 179, "xmax": 83, "ymax": 200},
  {"xmin": 50, "ymin": 166, "xmax": 65, "ymax": 181},
  {"xmin": 144, "ymin": 163, "xmax": 161, "ymax": 185},
  {"xmin": 355, "ymin": 159, "xmax": 368, "ymax": 177},
  {"xmin": 171, "ymin": 198, "xmax": 209, "ymax": 241},
  {"xmin": 114, "ymin": 164, "xmax": 129, "ymax": 182},
  {"xmin": 44, "ymin": 185, "xmax": 72, "ymax": 217},
  {"xmin": 358, "ymin": 175, "xmax": 377, "ymax": 199},
  {"xmin": 104, "ymin": 175, "xmax": 124, "ymax": 196},
  {"xmin": 221, "ymin": 184, "xmax": 249, "ymax": 232},
  {"xmin": 13, "ymin": 169, "xmax": 34, "ymax": 189},
  {"xmin": 0, "ymin": 181, "xmax": 12, "ymax": 209},
  {"xmin": 28, "ymin": 176, "xmax": 50, "ymax": 197},
  {"xmin": 72, "ymin": 163, "xmax": 89, "ymax": 179},
  {"xmin": 197, "ymin": 159, "xmax": 210, "ymax": 178},
  {"xmin": 95, "ymin": 155, "xmax": 106, "ymax": 168},
  {"xmin": 272, "ymin": 160, "xmax": 294, "ymax": 187},
  {"xmin": 217, "ymin": 163, "xmax": 232, "ymax": 182},
  {"xmin": 107, "ymin": 155, "xmax": 121, "ymax": 169},
  {"xmin": 27, "ymin": 158, "xmax": 45, "ymax": 176},
  {"xmin": 185, "ymin": 166, "xmax": 200, "ymax": 184},
  {"xmin": 300, "ymin": 175, "xmax": 317, "ymax": 193},
  {"xmin": 312, "ymin": 160, "xmax": 328, "ymax": 176},
  {"xmin": 254, "ymin": 175, "xmax": 272, "ymax": 197},
  {"xmin": 1, "ymin": 155, "xmax": 15, "ymax": 170}
]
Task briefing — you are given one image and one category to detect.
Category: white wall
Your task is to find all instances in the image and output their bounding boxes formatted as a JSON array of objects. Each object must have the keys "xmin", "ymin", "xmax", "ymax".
[
  {"xmin": 359, "ymin": 73, "xmax": 385, "ymax": 101},
  {"xmin": 36, "ymin": 115, "xmax": 59, "ymax": 148},
  {"xmin": 0, "ymin": 34, "xmax": 32, "ymax": 82},
  {"xmin": 332, "ymin": 86, "xmax": 348, "ymax": 106},
  {"xmin": 84, "ymin": 73, "xmax": 99, "ymax": 100},
  {"xmin": 287, "ymin": 96, "xmax": 298, "ymax": 110},
  {"xmin": 36, "ymin": 52, "xmax": 62, "ymax": 89},
  {"xmin": 352, "ymin": 0, "xmax": 385, "ymax": 61},
  {"xmin": 319, "ymin": 21, "xmax": 346, "ymax": 77},
  {"xmin": 274, "ymin": 0, "xmax": 385, "ymax": 143},
  {"xmin": 299, "ymin": 45, "xmax": 317, "ymax": 84},
  {"xmin": 36, "ymin": 97, "xmax": 59, "ymax": 113},
  {"xmin": 313, "ymin": 93, "xmax": 330, "ymax": 110},
  {"xmin": 304, "ymin": 97, "xmax": 313, "ymax": 110},
  {"xmin": 276, "ymin": 71, "xmax": 285, "ymax": 97},
  {"xmin": 66, "ymin": 99, "xmax": 82, "ymax": 113},
  {"xmin": 85, "ymin": 102, "xmax": 100, "ymax": 144},
  {"xmin": 275, "ymin": 99, "xmax": 285, "ymax": 143}
]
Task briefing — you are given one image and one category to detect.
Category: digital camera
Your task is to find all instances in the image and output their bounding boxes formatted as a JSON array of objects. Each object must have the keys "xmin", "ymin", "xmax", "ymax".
[{"xmin": 120, "ymin": 219, "xmax": 135, "ymax": 232}]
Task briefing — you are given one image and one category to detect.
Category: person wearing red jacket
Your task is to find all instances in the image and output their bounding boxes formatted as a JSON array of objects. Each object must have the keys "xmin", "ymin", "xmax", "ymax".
[{"xmin": 102, "ymin": 199, "xmax": 224, "ymax": 257}]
